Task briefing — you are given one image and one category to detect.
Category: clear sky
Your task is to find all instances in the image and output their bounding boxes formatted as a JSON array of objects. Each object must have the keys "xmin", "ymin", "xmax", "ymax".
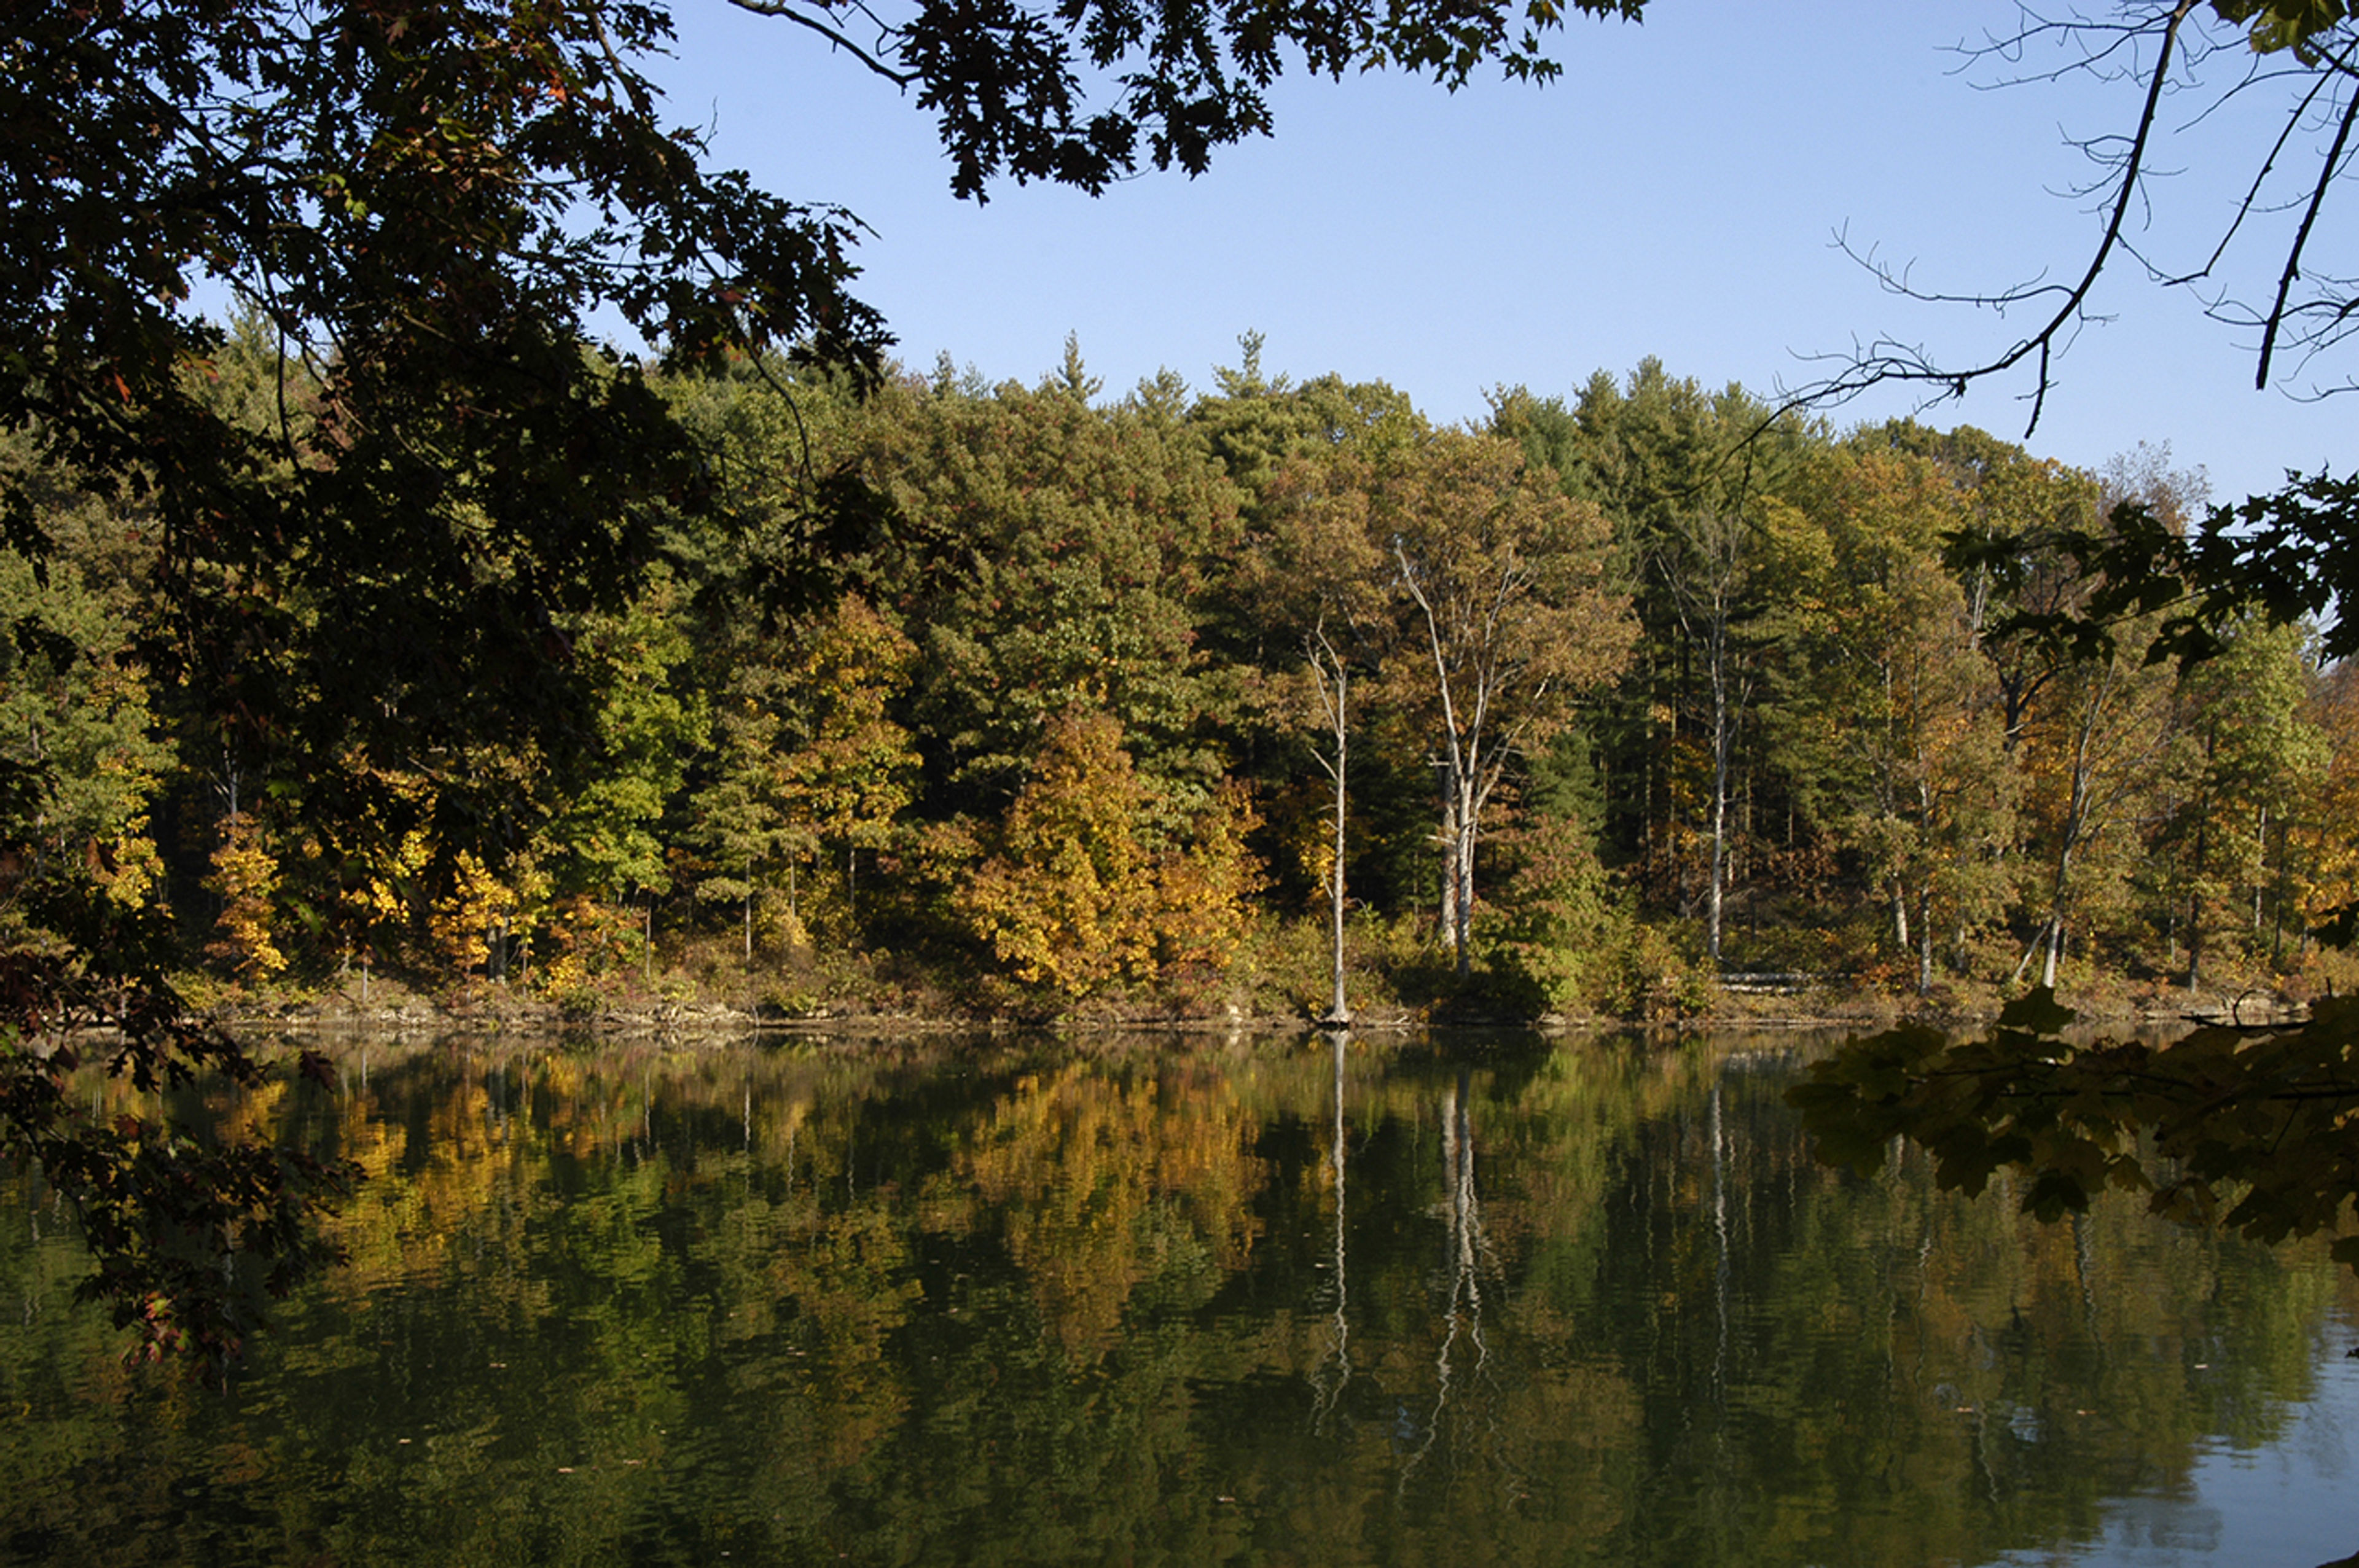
[{"xmin": 646, "ymin": 1, "xmax": 2353, "ymax": 506}]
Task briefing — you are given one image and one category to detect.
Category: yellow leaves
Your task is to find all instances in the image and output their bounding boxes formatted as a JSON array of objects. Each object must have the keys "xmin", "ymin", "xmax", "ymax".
[
  {"xmin": 428, "ymin": 851, "xmax": 516, "ymax": 982},
  {"xmin": 536, "ymin": 896, "xmax": 643, "ymax": 994},
  {"xmin": 781, "ymin": 594, "xmax": 920, "ymax": 859},
  {"xmin": 356, "ymin": 824, "xmax": 430, "ymax": 930},
  {"xmin": 2296, "ymin": 660, "xmax": 2359, "ymax": 929},
  {"xmin": 959, "ymin": 709, "xmax": 1264, "ymax": 998},
  {"xmin": 205, "ymin": 813, "xmax": 284, "ymax": 982},
  {"xmin": 962, "ymin": 1062, "xmax": 1267, "ymax": 1354},
  {"xmin": 83, "ymin": 824, "xmax": 163, "ymax": 911},
  {"xmin": 1149, "ymin": 781, "xmax": 1266, "ymax": 976},
  {"xmin": 960, "ymin": 708, "xmax": 1156, "ymax": 996}
]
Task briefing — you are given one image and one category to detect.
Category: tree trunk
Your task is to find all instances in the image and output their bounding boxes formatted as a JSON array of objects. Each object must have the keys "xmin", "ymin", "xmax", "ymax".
[
  {"xmin": 1436, "ymin": 783, "xmax": 1462, "ymax": 969},
  {"xmin": 1706, "ymin": 682, "xmax": 1729, "ymax": 969},
  {"xmin": 1434, "ymin": 773, "xmax": 1472, "ymax": 981},
  {"xmin": 2253, "ymin": 804, "xmax": 2267, "ymax": 934},
  {"xmin": 1327, "ymin": 746, "xmax": 1350, "ymax": 1025},
  {"xmin": 1311, "ymin": 634, "xmax": 1352, "ymax": 1027},
  {"xmin": 1916, "ymin": 885, "xmax": 1935, "ymax": 996}
]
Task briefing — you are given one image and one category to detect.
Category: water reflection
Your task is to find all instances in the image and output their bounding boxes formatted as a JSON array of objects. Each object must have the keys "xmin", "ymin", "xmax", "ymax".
[
  {"xmin": 3, "ymin": 1028, "xmax": 2357, "ymax": 1567},
  {"xmin": 1308, "ymin": 1030, "xmax": 1350, "ymax": 1440}
]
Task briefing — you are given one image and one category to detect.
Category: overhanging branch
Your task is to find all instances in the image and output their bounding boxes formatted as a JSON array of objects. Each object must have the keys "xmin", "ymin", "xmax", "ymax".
[
  {"xmin": 724, "ymin": 0, "xmax": 918, "ymax": 86},
  {"xmin": 1790, "ymin": 0, "xmax": 2200, "ymax": 439}
]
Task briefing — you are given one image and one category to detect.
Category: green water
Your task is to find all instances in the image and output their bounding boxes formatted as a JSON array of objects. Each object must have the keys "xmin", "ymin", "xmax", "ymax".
[{"xmin": 4, "ymin": 1028, "xmax": 2357, "ymax": 1567}]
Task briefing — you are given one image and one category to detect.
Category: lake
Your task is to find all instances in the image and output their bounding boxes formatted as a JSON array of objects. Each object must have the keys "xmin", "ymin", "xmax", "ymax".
[{"xmin": 5, "ymin": 1027, "xmax": 2357, "ymax": 1566}]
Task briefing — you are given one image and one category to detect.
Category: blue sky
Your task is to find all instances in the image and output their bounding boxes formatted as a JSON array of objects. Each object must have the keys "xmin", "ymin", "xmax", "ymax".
[{"xmin": 647, "ymin": 2, "xmax": 2353, "ymax": 505}]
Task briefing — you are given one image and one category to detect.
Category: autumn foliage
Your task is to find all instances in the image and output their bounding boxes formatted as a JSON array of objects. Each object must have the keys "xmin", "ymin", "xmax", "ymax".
[{"xmin": 6, "ymin": 350, "xmax": 2356, "ymax": 1025}]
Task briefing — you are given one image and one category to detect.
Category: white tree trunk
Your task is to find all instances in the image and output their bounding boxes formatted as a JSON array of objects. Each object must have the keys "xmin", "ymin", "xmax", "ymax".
[{"xmin": 1310, "ymin": 627, "xmax": 1353, "ymax": 1026}]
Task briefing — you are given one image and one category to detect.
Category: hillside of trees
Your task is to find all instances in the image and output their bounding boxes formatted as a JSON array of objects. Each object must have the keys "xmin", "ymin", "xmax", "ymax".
[{"xmin": 8, "ymin": 330, "xmax": 2354, "ymax": 1026}]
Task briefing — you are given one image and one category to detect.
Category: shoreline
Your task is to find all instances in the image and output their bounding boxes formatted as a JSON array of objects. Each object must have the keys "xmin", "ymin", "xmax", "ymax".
[{"xmin": 201, "ymin": 980, "xmax": 2309, "ymax": 1041}]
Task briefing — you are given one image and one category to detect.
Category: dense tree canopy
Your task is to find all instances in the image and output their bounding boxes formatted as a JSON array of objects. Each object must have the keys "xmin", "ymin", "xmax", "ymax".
[
  {"xmin": 10, "ymin": 0, "xmax": 2359, "ymax": 1365},
  {"xmin": 1774, "ymin": 1, "xmax": 2359, "ymax": 1279},
  {"xmin": 10, "ymin": 335, "xmax": 2359, "ymax": 1352},
  {"xmin": 0, "ymin": 0, "xmax": 1651, "ymax": 1361}
]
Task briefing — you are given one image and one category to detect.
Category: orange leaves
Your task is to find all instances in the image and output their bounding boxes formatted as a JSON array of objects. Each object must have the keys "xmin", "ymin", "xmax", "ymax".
[
  {"xmin": 1149, "ymin": 779, "xmax": 1266, "ymax": 977},
  {"xmin": 959, "ymin": 708, "xmax": 1158, "ymax": 996},
  {"xmin": 958, "ymin": 708, "xmax": 1263, "ymax": 999}
]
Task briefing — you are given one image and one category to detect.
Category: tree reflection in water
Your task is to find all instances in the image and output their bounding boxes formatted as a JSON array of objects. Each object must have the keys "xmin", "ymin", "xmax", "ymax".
[
  {"xmin": 1309, "ymin": 1029, "xmax": 1352, "ymax": 1438},
  {"xmin": 2, "ymin": 1026, "xmax": 2357, "ymax": 1567}
]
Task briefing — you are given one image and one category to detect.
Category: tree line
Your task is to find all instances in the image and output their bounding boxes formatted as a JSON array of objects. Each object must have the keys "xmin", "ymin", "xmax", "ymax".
[{"xmin": 6, "ymin": 328, "xmax": 2354, "ymax": 1021}]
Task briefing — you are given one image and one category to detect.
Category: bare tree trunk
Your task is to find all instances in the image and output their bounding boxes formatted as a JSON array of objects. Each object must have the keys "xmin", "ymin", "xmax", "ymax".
[
  {"xmin": 2271, "ymin": 807, "xmax": 2289, "ymax": 965},
  {"xmin": 2187, "ymin": 796, "xmax": 2210, "ymax": 993},
  {"xmin": 1436, "ymin": 784, "xmax": 1461, "ymax": 968},
  {"xmin": 2033, "ymin": 665, "xmax": 2122, "ymax": 993},
  {"xmin": 2253, "ymin": 804, "xmax": 2267, "ymax": 934},
  {"xmin": 1427, "ymin": 770, "xmax": 1486, "ymax": 979},
  {"xmin": 1704, "ymin": 624, "xmax": 1733, "ymax": 969},
  {"xmin": 1326, "ymin": 720, "xmax": 1350, "ymax": 1024},
  {"xmin": 1310, "ymin": 626, "xmax": 1352, "ymax": 1026},
  {"xmin": 1662, "ymin": 507, "xmax": 1751, "ymax": 971},
  {"xmin": 2186, "ymin": 895, "xmax": 2204, "ymax": 992},
  {"xmin": 1916, "ymin": 886, "xmax": 1935, "ymax": 995},
  {"xmin": 1388, "ymin": 531, "xmax": 1562, "ymax": 988},
  {"xmin": 1706, "ymin": 816, "xmax": 1727, "ymax": 967},
  {"xmin": 2012, "ymin": 917, "xmax": 2049, "ymax": 986}
]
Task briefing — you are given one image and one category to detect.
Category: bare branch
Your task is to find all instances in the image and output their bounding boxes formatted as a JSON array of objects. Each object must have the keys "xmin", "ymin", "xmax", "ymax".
[
  {"xmin": 2258, "ymin": 53, "xmax": 2359, "ymax": 387},
  {"xmin": 1791, "ymin": 0, "xmax": 2201, "ymax": 439},
  {"xmin": 723, "ymin": 0, "xmax": 918, "ymax": 87}
]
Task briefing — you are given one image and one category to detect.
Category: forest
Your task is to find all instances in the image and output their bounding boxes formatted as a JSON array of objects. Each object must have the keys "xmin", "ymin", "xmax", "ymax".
[{"xmin": 8, "ymin": 325, "xmax": 2354, "ymax": 1027}]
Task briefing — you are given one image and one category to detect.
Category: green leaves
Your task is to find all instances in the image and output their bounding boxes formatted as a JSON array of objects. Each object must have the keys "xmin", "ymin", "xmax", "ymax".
[
  {"xmin": 1985, "ymin": 469, "xmax": 2359, "ymax": 671},
  {"xmin": 2214, "ymin": 0, "xmax": 2350, "ymax": 53}
]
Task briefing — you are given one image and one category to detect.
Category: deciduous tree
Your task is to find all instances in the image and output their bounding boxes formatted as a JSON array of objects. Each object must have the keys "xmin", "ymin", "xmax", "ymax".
[
  {"xmin": 959, "ymin": 708, "xmax": 1160, "ymax": 997},
  {"xmin": 776, "ymin": 595, "xmax": 921, "ymax": 937},
  {"xmin": 1377, "ymin": 432, "xmax": 1632, "ymax": 973},
  {"xmin": 1763, "ymin": 447, "xmax": 2013, "ymax": 991}
]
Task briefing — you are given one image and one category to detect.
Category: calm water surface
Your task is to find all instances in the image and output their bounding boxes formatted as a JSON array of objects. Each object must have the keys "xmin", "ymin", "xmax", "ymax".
[{"xmin": 4, "ymin": 1028, "xmax": 2357, "ymax": 1567}]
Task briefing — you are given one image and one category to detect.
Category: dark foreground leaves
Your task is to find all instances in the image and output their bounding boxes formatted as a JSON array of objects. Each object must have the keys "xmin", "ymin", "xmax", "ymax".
[
  {"xmin": 1791, "ymin": 987, "xmax": 2359, "ymax": 1270},
  {"xmin": 1, "ymin": 935, "xmax": 353, "ymax": 1375}
]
